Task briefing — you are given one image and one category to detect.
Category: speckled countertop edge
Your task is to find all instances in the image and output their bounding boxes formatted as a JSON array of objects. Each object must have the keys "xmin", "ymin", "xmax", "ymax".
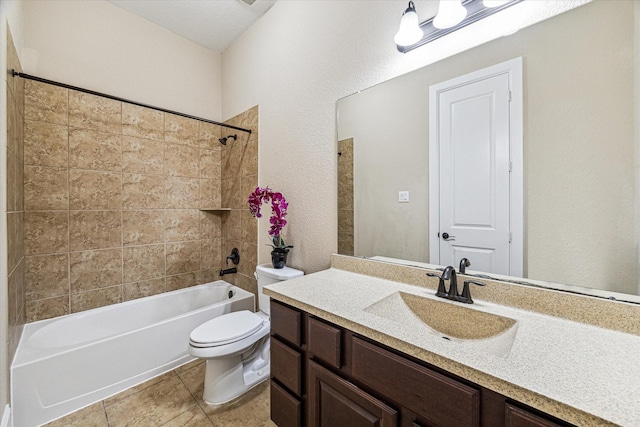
[{"xmin": 264, "ymin": 258, "xmax": 640, "ymax": 427}]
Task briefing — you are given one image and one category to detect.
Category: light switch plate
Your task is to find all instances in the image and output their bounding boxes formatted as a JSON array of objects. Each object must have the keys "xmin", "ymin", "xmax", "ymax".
[{"xmin": 399, "ymin": 191, "xmax": 409, "ymax": 203}]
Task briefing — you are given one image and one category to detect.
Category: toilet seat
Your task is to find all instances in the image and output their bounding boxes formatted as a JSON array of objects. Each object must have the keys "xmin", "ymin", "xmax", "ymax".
[{"xmin": 189, "ymin": 310, "xmax": 264, "ymax": 348}]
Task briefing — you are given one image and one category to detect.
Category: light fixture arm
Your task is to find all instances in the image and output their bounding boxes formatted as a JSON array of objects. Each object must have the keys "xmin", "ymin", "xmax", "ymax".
[{"xmin": 395, "ymin": 0, "xmax": 524, "ymax": 53}]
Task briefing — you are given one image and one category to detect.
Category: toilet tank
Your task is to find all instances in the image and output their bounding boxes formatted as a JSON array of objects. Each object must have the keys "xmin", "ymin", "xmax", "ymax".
[{"xmin": 255, "ymin": 264, "xmax": 304, "ymax": 315}]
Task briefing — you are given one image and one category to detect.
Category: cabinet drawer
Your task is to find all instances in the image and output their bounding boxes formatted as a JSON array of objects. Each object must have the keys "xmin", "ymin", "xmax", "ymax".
[
  {"xmin": 271, "ymin": 301, "xmax": 302, "ymax": 346},
  {"xmin": 505, "ymin": 404, "xmax": 569, "ymax": 427},
  {"xmin": 308, "ymin": 317, "xmax": 342, "ymax": 369},
  {"xmin": 271, "ymin": 337, "xmax": 303, "ymax": 396},
  {"xmin": 351, "ymin": 337, "xmax": 480, "ymax": 427},
  {"xmin": 271, "ymin": 381, "xmax": 302, "ymax": 427}
]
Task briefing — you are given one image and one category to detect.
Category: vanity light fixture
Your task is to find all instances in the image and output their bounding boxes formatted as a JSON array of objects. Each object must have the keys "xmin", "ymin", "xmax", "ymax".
[
  {"xmin": 395, "ymin": 0, "xmax": 524, "ymax": 53},
  {"xmin": 394, "ymin": 1, "xmax": 423, "ymax": 47},
  {"xmin": 483, "ymin": 0, "xmax": 510, "ymax": 7},
  {"xmin": 433, "ymin": 0, "xmax": 467, "ymax": 30}
]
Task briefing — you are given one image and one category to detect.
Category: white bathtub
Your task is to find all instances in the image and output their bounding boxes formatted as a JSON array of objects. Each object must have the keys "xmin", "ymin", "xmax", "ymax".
[{"xmin": 11, "ymin": 281, "xmax": 254, "ymax": 427}]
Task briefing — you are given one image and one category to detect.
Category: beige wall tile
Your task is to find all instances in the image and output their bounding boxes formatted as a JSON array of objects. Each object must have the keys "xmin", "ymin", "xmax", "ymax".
[
  {"xmin": 198, "ymin": 121, "xmax": 222, "ymax": 150},
  {"xmin": 7, "ymin": 150, "xmax": 17, "ymax": 211},
  {"xmin": 165, "ymin": 176, "xmax": 199, "ymax": 209},
  {"xmin": 235, "ymin": 273, "xmax": 258, "ymax": 301},
  {"xmin": 24, "ymin": 166, "xmax": 68, "ymax": 210},
  {"xmin": 24, "ymin": 120, "xmax": 68, "ymax": 167},
  {"xmin": 199, "ymin": 179, "xmax": 221, "ymax": 209},
  {"xmin": 166, "ymin": 272, "xmax": 198, "ymax": 292},
  {"xmin": 242, "ymin": 139, "xmax": 258, "ymax": 177},
  {"xmin": 241, "ymin": 175, "xmax": 258, "ymax": 209},
  {"xmin": 221, "ymin": 141, "xmax": 245, "ymax": 178},
  {"xmin": 123, "ymin": 210, "xmax": 165, "ymax": 246},
  {"xmin": 16, "ymin": 154, "xmax": 24, "ymax": 211},
  {"xmin": 166, "ymin": 242, "xmax": 200, "ymax": 275},
  {"xmin": 24, "ymin": 80, "xmax": 68, "ymax": 125},
  {"xmin": 71, "ymin": 286, "xmax": 122, "ymax": 313},
  {"xmin": 123, "ymin": 278, "xmax": 166, "ymax": 301},
  {"xmin": 25, "ymin": 211, "xmax": 68, "ymax": 255},
  {"xmin": 199, "ymin": 148, "xmax": 221, "ymax": 179},
  {"xmin": 201, "ymin": 239, "xmax": 221, "ymax": 270},
  {"xmin": 165, "ymin": 209, "xmax": 200, "ymax": 243},
  {"xmin": 197, "ymin": 269, "xmax": 218, "ymax": 284},
  {"xmin": 9, "ymin": 212, "xmax": 24, "ymax": 269},
  {"xmin": 70, "ymin": 249, "xmax": 123, "ymax": 293},
  {"xmin": 25, "ymin": 254, "xmax": 69, "ymax": 300},
  {"xmin": 7, "ymin": 265, "xmax": 19, "ymax": 328},
  {"xmin": 69, "ymin": 210, "xmax": 122, "ymax": 251},
  {"xmin": 69, "ymin": 91, "xmax": 121, "ymax": 134},
  {"xmin": 165, "ymin": 114, "xmax": 199, "ymax": 147},
  {"xmin": 26, "ymin": 295, "xmax": 69, "ymax": 322},
  {"xmin": 122, "ymin": 104, "xmax": 164, "ymax": 141},
  {"xmin": 164, "ymin": 143, "xmax": 199, "ymax": 178},
  {"xmin": 222, "ymin": 177, "xmax": 241, "ymax": 209},
  {"xmin": 122, "ymin": 174, "xmax": 165, "ymax": 209},
  {"xmin": 222, "ymin": 209, "xmax": 242, "ymax": 242},
  {"xmin": 239, "ymin": 242, "xmax": 258, "ymax": 277},
  {"xmin": 69, "ymin": 169, "xmax": 122, "ymax": 210},
  {"xmin": 122, "ymin": 136, "xmax": 164, "ymax": 175},
  {"xmin": 7, "ymin": 88, "xmax": 19, "ymax": 157},
  {"xmin": 123, "ymin": 244, "xmax": 165, "ymax": 283},
  {"xmin": 241, "ymin": 209, "xmax": 258, "ymax": 244},
  {"xmin": 200, "ymin": 211, "xmax": 222, "ymax": 239},
  {"xmin": 69, "ymin": 128, "xmax": 122, "ymax": 171}
]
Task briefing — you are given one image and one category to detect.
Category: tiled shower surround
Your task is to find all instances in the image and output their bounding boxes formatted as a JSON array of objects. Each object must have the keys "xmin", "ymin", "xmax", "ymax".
[
  {"xmin": 22, "ymin": 79, "xmax": 258, "ymax": 322},
  {"xmin": 6, "ymin": 27, "xmax": 26, "ymax": 379}
]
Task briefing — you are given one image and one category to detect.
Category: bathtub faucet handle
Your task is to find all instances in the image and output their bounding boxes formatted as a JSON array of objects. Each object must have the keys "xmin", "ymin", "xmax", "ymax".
[{"xmin": 226, "ymin": 248, "xmax": 240, "ymax": 265}]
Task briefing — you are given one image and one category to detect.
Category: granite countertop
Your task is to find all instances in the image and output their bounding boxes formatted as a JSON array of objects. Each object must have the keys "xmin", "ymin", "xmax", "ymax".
[{"xmin": 264, "ymin": 267, "xmax": 640, "ymax": 427}]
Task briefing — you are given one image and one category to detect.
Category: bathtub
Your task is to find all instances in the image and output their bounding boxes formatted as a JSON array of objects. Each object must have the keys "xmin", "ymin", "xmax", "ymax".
[{"xmin": 11, "ymin": 281, "xmax": 254, "ymax": 427}]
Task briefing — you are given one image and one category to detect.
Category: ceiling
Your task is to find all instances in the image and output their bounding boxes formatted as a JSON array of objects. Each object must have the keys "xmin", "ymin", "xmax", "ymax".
[{"xmin": 107, "ymin": 0, "xmax": 277, "ymax": 53}]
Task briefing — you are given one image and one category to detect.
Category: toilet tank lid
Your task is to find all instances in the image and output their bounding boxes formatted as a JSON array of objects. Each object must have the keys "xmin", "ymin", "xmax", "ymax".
[{"xmin": 256, "ymin": 264, "xmax": 304, "ymax": 280}]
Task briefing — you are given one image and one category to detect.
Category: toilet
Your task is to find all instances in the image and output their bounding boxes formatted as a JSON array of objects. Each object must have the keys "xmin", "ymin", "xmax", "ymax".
[{"xmin": 188, "ymin": 264, "xmax": 303, "ymax": 405}]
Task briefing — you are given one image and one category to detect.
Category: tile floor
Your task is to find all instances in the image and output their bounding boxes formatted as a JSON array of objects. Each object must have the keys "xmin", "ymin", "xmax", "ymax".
[{"xmin": 44, "ymin": 359, "xmax": 277, "ymax": 426}]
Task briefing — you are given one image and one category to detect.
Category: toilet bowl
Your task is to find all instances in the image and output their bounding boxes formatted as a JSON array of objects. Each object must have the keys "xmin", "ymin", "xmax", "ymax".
[{"xmin": 188, "ymin": 264, "xmax": 303, "ymax": 405}]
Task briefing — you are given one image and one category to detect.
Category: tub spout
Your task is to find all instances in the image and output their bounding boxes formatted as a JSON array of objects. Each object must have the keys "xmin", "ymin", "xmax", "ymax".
[{"xmin": 219, "ymin": 267, "xmax": 237, "ymax": 276}]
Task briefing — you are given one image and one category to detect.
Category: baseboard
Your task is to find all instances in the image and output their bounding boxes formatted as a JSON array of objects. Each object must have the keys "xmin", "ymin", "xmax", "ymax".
[{"xmin": 0, "ymin": 405, "xmax": 10, "ymax": 427}]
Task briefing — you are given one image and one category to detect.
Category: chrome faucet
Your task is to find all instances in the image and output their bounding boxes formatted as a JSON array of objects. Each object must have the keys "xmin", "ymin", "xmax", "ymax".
[{"xmin": 427, "ymin": 264, "xmax": 485, "ymax": 304}]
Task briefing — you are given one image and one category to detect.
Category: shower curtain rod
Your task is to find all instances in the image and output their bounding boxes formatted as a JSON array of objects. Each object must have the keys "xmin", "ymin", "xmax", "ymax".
[{"xmin": 10, "ymin": 70, "xmax": 252, "ymax": 135}]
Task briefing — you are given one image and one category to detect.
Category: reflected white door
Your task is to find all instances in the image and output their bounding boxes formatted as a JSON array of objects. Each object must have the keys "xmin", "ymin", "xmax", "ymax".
[{"xmin": 429, "ymin": 58, "xmax": 523, "ymax": 276}]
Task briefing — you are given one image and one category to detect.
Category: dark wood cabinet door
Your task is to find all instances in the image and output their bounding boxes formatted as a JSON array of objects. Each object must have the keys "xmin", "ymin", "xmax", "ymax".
[
  {"xmin": 308, "ymin": 360, "xmax": 398, "ymax": 427},
  {"xmin": 505, "ymin": 404, "xmax": 568, "ymax": 427}
]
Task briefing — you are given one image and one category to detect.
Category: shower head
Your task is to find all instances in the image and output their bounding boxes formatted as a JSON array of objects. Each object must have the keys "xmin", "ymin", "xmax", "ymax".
[{"xmin": 219, "ymin": 134, "xmax": 238, "ymax": 145}]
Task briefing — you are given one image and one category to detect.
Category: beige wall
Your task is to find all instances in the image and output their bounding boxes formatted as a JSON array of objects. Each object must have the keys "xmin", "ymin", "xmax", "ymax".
[
  {"xmin": 338, "ymin": 0, "xmax": 635, "ymax": 293},
  {"xmin": 221, "ymin": 0, "xmax": 589, "ymax": 274},
  {"xmin": 22, "ymin": 0, "xmax": 222, "ymax": 121}
]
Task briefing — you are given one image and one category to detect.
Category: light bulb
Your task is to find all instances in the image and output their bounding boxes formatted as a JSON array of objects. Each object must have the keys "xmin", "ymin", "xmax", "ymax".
[
  {"xmin": 433, "ymin": 0, "xmax": 467, "ymax": 29},
  {"xmin": 394, "ymin": 1, "xmax": 423, "ymax": 47}
]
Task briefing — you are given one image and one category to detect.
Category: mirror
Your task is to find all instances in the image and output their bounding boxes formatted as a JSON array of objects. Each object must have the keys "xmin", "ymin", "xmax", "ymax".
[{"xmin": 337, "ymin": 0, "xmax": 640, "ymax": 303}]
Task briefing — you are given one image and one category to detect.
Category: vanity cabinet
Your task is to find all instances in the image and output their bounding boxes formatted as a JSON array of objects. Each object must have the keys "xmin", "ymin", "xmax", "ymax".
[{"xmin": 270, "ymin": 301, "xmax": 573, "ymax": 427}]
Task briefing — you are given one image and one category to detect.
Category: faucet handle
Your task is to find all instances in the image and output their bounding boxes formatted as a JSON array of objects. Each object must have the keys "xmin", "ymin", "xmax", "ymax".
[
  {"xmin": 460, "ymin": 280, "xmax": 486, "ymax": 304},
  {"xmin": 427, "ymin": 272, "xmax": 448, "ymax": 297}
]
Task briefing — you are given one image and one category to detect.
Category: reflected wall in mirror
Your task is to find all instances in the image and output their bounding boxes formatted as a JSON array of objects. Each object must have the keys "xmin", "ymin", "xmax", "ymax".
[{"xmin": 337, "ymin": 0, "xmax": 640, "ymax": 301}]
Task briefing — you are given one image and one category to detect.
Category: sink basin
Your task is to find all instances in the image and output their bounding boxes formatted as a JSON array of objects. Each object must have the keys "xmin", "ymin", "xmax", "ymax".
[{"xmin": 363, "ymin": 292, "xmax": 518, "ymax": 357}]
